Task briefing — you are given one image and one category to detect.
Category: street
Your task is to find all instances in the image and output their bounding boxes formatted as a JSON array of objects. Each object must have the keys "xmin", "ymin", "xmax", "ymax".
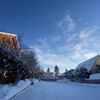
[{"xmin": 12, "ymin": 80, "xmax": 100, "ymax": 100}]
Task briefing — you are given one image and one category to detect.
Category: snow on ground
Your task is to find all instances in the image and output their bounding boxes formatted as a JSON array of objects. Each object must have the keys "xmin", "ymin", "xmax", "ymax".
[
  {"xmin": 90, "ymin": 73, "xmax": 100, "ymax": 79},
  {"xmin": 0, "ymin": 79, "xmax": 31, "ymax": 100},
  {"xmin": 12, "ymin": 79, "xmax": 100, "ymax": 100}
]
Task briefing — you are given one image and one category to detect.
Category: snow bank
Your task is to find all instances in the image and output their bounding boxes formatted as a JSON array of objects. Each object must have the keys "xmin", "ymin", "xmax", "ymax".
[
  {"xmin": 90, "ymin": 73, "xmax": 100, "ymax": 80},
  {"xmin": 57, "ymin": 79, "xmax": 69, "ymax": 83},
  {"xmin": 34, "ymin": 79, "xmax": 39, "ymax": 83},
  {"xmin": 0, "ymin": 79, "xmax": 31, "ymax": 100}
]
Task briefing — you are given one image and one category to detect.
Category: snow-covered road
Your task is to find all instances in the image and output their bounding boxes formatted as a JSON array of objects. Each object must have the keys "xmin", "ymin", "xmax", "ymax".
[{"xmin": 12, "ymin": 80, "xmax": 100, "ymax": 100}]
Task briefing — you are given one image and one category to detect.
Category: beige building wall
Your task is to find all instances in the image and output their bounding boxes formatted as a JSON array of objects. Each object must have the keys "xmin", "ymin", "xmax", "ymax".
[
  {"xmin": 91, "ymin": 56, "xmax": 100, "ymax": 74},
  {"xmin": 0, "ymin": 32, "xmax": 20, "ymax": 53}
]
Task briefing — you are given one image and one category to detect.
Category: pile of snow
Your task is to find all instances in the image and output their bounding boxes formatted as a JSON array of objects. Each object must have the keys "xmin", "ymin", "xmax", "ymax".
[
  {"xmin": 90, "ymin": 73, "xmax": 100, "ymax": 80},
  {"xmin": 32, "ymin": 79, "xmax": 39, "ymax": 83},
  {"xmin": 0, "ymin": 79, "xmax": 31, "ymax": 100},
  {"xmin": 57, "ymin": 78, "xmax": 69, "ymax": 83}
]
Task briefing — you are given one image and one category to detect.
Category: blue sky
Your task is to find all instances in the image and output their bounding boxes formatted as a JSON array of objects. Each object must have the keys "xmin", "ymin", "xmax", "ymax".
[{"xmin": 0, "ymin": 0, "xmax": 100, "ymax": 72}]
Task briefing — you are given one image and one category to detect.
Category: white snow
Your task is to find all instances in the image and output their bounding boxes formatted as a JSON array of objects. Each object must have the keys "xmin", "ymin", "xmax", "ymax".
[
  {"xmin": 76, "ymin": 56, "xmax": 97, "ymax": 71},
  {"xmin": 90, "ymin": 73, "xmax": 100, "ymax": 80},
  {"xmin": 0, "ymin": 32, "xmax": 17, "ymax": 37},
  {"xmin": 11, "ymin": 79, "xmax": 100, "ymax": 100},
  {"xmin": 0, "ymin": 79, "xmax": 31, "ymax": 100}
]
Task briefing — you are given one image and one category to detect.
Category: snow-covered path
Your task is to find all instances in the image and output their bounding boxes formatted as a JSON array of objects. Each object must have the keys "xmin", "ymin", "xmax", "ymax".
[{"xmin": 12, "ymin": 80, "xmax": 100, "ymax": 100}]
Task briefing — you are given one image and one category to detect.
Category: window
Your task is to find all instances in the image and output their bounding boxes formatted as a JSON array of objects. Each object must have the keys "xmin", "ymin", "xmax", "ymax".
[{"xmin": 96, "ymin": 65, "xmax": 100, "ymax": 71}]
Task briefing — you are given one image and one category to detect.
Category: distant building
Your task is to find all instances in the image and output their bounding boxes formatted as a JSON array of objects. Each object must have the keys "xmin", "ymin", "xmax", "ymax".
[
  {"xmin": 42, "ymin": 72, "xmax": 57, "ymax": 81},
  {"xmin": 0, "ymin": 32, "xmax": 20, "ymax": 53},
  {"xmin": 76, "ymin": 55, "xmax": 100, "ymax": 74},
  {"xmin": 58, "ymin": 73, "xmax": 65, "ymax": 79},
  {"xmin": 42, "ymin": 72, "xmax": 54, "ymax": 79},
  {"xmin": 64, "ymin": 69, "xmax": 74, "ymax": 79}
]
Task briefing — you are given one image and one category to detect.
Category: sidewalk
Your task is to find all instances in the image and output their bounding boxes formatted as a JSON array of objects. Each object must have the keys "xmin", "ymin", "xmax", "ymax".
[{"xmin": 0, "ymin": 79, "xmax": 31, "ymax": 100}]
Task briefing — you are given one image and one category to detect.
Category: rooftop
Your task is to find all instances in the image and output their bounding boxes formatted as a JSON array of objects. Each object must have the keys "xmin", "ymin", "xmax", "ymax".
[
  {"xmin": 76, "ymin": 55, "xmax": 100, "ymax": 71},
  {"xmin": 0, "ymin": 32, "xmax": 17, "ymax": 37}
]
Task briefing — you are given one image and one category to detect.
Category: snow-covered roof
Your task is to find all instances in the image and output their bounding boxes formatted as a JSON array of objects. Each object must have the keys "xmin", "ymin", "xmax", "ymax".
[
  {"xmin": 90, "ymin": 73, "xmax": 100, "ymax": 79},
  {"xmin": 0, "ymin": 32, "xmax": 17, "ymax": 37},
  {"xmin": 76, "ymin": 55, "xmax": 99, "ymax": 71}
]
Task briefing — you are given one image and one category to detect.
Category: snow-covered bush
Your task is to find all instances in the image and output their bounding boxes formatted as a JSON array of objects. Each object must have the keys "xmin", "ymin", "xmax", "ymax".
[
  {"xmin": 74, "ymin": 67, "xmax": 90, "ymax": 81},
  {"xmin": 90, "ymin": 73, "xmax": 100, "ymax": 80},
  {"xmin": 0, "ymin": 35, "xmax": 43, "ymax": 84},
  {"xmin": 20, "ymin": 47, "xmax": 44, "ymax": 79},
  {"xmin": 65, "ymin": 69, "xmax": 74, "ymax": 80},
  {"xmin": 0, "ymin": 46, "xmax": 28, "ymax": 84}
]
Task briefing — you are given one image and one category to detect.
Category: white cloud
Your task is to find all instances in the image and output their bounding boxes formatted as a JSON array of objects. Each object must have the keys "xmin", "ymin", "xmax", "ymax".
[
  {"xmin": 58, "ymin": 14, "xmax": 76, "ymax": 33},
  {"xmin": 80, "ymin": 26, "xmax": 97, "ymax": 39},
  {"xmin": 84, "ymin": 52, "xmax": 97, "ymax": 59},
  {"xmin": 33, "ymin": 46, "xmax": 69, "ymax": 72},
  {"xmin": 37, "ymin": 38, "xmax": 51, "ymax": 50},
  {"xmin": 67, "ymin": 33, "xmax": 78, "ymax": 42},
  {"xmin": 69, "ymin": 26, "xmax": 98, "ymax": 62},
  {"xmin": 33, "ymin": 13, "xmax": 100, "ymax": 72},
  {"xmin": 34, "ymin": 46, "xmax": 65, "ymax": 66},
  {"xmin": 51, "ymin": 35, "xmax": 61, "ymax": 42}
]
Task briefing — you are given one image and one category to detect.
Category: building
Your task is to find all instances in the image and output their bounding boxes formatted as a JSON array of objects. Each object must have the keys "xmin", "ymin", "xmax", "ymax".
[
  {"xmin": 0, "ymin": 32, "xmax": 20, "ymax": 53},
  {"xmin": 42, "ymin": 72, "xmax": 57, "ymax": 81},
  {"xmin": 42, "ymin": 72, "xmax": 54, "ymax": 79},
  {"xmin": 76, "ymin": 55, "xmax": 100, "ymax": 74}
]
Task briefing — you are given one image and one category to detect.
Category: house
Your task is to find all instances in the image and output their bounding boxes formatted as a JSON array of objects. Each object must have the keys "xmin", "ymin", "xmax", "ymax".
[
  {"xmin": 64, "ymin": 69, "xmax": 74, "ymax": 79},
  {"xmin": 58, "ymin": 73, "xmax": 65, "ymax": 79},
  {"xmin": 41, "ymin": 72, "xmax": 57, "ymax": 81},
  {"xmin": 0, "ymin": 32, "xmax": 20, "ymax": 53},
  {"xmin": 76, "ymin": 55, "xmax": 100, "ymax": 74},
  {"xmin": 42, "ymin": 72, "xmax": 54, "ymax": 79}
]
